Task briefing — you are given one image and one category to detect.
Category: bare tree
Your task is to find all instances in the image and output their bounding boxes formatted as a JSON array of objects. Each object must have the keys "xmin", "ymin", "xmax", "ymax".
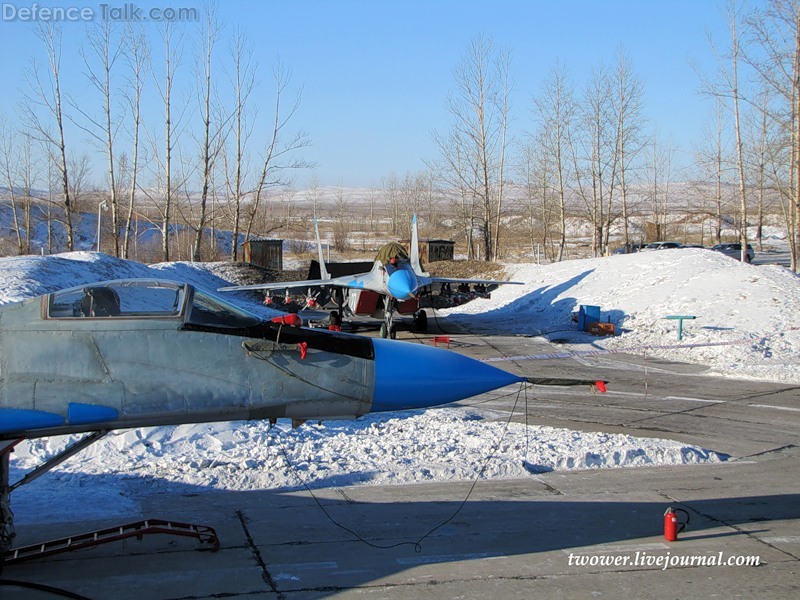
[
  {"xmin": 518, "ymin": 131, "xmax": 557, "ymax": 261},
  {"xmin": 611, "ymin": 47, "xmax": 647, "ymax": 251},
  {"xmin": 121, "ymin": 25, "xmax": 150, "ymax": 259},
  {"xmin": 645, "ymin": 134, "xmax": 676, "ymax": 241},
  {"xmin": 572, "ymin": 64, "xmax": 619, "ymax": 256},
  {"xmin": 190, "ymin": 2, "xmax": 224, "ymax": 262},
  {"xmin": 727, "ymin": 0, "xmax": 751, "ymax": 261},
  {"xmin": 71, "ymin": 20, "xmax": 123, "ymax": 256},
  {"xmin": 22, "ymin": 23, "xmax": 74, "ymax": 251},
  {"xmin": 383, "ymin": 173, "xmax": 401, "ymax": 235},
  {"xmin": 432, "ymin": 35, "xmax": 512, "ymax": 261},
  {"xmin": 693, "ymin": 99, "xmax": 735, "ymax": 245},
  {"xmin": 743, "ymin": 83, "xmax": 777, "ymax": 250},
  {"xmin": 222, "ymin": 27, "xmax": 256, "ymax": 260},
  {"xmin": 246, "ymin": 61, "xmax": 313, "ymax": 242},
  {"xmin": 531, "ymin": 61, "xmax": 576, "ymax": 261},
  {"xmin": 152, "ymin": 22, "xmax": 183, "ymax": 261},
  {"xmin": 745, "ymin": 0, "xmax": 800, "ymax": 271},
  {"xmin": 0, "ymin": 119, "xmax": 28, "ymax": 254}
]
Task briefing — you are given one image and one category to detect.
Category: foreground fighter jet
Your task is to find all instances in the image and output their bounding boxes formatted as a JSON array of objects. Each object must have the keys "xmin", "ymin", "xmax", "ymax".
[
  {"xmin": 0, "ymin": 278, "xmax": 528, "ymax": 563},
  {"xmin": 219, "ymin": 215, "xmax": 523, "ymax": 338}
]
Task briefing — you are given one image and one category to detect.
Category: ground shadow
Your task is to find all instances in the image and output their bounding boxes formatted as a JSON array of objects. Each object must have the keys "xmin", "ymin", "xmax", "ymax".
[
  {"xmin": 4, "ymin": 472, "xmax": 797, "ymax": 598},
  {"xmin": 434, "ymin": 270, "xmax": 602, "ymax": 337}
]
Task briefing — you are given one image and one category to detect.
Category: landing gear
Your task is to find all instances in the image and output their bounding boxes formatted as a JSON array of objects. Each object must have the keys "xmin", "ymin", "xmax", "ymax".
[
  {"xmin": 1, "ymin": 444, "xmax": 17, "ymax": 574},
  {"xmin": 0, "ymin": 431, "xmax": 218, "ymax": 571},
  {"xmin": 380, "ymin": 297, "xmax": 397, "ymax": 339},
  {"xmin": 413, "ymin": 309, "xmax": 428, "ymax": 332},
  {"xmin": 380, "ymin": 323, "xmax": 397, "ymax": 339},
  {"xmin": 1, "ymin": 433, "xmax": 109, "ymax": 572}
]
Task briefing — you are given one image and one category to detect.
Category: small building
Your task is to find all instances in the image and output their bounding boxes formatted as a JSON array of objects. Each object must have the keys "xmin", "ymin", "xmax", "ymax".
[
  {"xmin": 400, "ymin": 239, "xmax": 455, "ymax": 263},
  {"xmin": 242, "ymin": 238, "xmax": 283, "ymax": 270}
]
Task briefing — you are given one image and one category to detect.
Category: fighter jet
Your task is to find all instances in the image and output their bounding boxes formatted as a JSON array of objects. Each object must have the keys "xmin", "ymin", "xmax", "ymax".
[
  {"xmin": 218, "ymin": 215, "xmax": 523, "ymax": 338},
  {"xmin": 0, "ymin": 277, "xmax": 529, "ymax": 564}
]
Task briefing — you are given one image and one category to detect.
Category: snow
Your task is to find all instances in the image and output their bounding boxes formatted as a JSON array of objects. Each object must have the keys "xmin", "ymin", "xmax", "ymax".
[
  {"xmin": 1, "ymin": 249, "xmax": 797, "ymax": 521},
  {"xmin": 442, "ymin": 248, "xmax": 800, "ymax": 384}
]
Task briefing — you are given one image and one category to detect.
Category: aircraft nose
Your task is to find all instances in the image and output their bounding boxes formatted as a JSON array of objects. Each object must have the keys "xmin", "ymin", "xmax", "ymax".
[
  {"xmin": 387, "ymin": 270, "xmax": 416, "ymax": 300},
  {"xmin": 370, "ymin": 339, "xmax": 525, "ymax": 412}
]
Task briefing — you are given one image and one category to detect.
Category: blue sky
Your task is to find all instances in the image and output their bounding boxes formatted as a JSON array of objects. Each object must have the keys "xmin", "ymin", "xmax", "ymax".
[{"xmin": 0, "ymin": 0, "xmax": 733, "ymax": 188}]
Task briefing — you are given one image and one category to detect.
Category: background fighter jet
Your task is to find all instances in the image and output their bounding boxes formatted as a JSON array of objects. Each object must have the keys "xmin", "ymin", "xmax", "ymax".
[
  {"xmin": 219, "ymin": 215, "xmax": 523, "ymax": 338},
  {"xmin": 0, "ymin": 278, "xmax": 527, "ymax": 564}
]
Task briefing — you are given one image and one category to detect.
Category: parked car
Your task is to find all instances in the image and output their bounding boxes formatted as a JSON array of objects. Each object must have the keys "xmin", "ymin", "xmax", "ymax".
[
  {"xmin": 640, "ymin": 241, "xmax": 683, "ymax": 251},
  {"xmin": 711, "ymin": 243, "xmax": 755, "ymax": 262},
  {"xmin": 612, "ymin": 243, "xmax": 646, "ymax": 254}
]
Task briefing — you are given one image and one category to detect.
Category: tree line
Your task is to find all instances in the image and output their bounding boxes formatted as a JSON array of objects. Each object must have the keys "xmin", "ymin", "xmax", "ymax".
[
  {"xmin": 0, "ymin": 2, "xmax": 310, "ymax": 263},
  {"xmin": 428, "ymin": 1, "xmax": 798, "ymax": 271},
  {"xmin": 0, "ymin": 1, "xmax": 798, "ymax": 273}
]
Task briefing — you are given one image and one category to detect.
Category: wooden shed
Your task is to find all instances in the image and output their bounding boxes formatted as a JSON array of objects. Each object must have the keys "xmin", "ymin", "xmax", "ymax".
[
  {"xmin": 400, "ymin": 238, "xmax": 455, "ymax": 263},
  {"xmin": 242, "ymin": 238, "xmax": 283, "ymax": 270}
]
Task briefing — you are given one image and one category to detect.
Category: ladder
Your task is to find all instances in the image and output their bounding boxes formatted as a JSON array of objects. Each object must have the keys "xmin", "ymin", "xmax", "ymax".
[{"xmin": 4, "ymin": 519, "xmax": 219, "ymax": 565}]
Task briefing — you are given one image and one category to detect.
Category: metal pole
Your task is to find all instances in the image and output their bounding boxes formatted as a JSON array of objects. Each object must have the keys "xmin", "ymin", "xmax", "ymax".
[{"xmin": 96, "ymin": 200, "xmax": 108, "ymax": 252}]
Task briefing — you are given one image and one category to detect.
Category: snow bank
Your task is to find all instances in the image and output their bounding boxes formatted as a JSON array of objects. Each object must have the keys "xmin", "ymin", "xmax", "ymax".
[{"xmin": 443, "ymin": 249, "xmax": 800, "ymax": 383}]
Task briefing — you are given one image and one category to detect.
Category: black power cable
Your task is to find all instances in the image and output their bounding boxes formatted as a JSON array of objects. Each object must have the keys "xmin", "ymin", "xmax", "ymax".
[
  {"xmin": 268, "ymin": 381, "xmax": 528, "ymax": 553},
  {"xmin": 0, "ymin": 579, "xmax": 92, "ymax": 599}
]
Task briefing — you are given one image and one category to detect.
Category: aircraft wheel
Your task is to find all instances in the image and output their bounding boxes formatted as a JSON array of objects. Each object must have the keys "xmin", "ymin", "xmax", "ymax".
[
  {"xmin": 380, "ymin": 323, "xmax": 388, "ymax": 338},
  {"xmin": 330, "ymin": 311, "xmax": 342, "ymax": 326},
  {"xmin": 390, "ymin": 325, "xmax": 397, "ymax": 339},
  {"xmin": 414, "ymin": 310, "xmax": 428, "ymax": 332}
]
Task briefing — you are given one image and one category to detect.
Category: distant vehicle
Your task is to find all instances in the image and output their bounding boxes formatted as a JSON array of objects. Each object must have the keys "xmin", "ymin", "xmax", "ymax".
[
  {"xmin": 612, "ymin": 243, "xmax": 646, "ymax": 254},
  {"xmin": 711, "ymin": 243, "xmax": 755, "ymax": 263},
  {"xmin": 640, "ymin": 241, "xmax": 683, "ymax": 251}
]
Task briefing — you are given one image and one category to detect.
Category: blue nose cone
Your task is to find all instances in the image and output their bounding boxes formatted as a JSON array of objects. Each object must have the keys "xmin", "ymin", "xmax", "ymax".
[
  {"xmin": 371, "ymin": 339, "xmax": 525, "ymax": 412},
  {"xmin": 387, "ymin": 269, "xmax": 416, "ymax": 300}
]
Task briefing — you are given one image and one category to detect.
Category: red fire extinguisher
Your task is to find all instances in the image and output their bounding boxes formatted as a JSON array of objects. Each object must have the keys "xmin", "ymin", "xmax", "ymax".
[{"xmin": 664, "ymin": 507, "xmax": 690, "ymax": 541}]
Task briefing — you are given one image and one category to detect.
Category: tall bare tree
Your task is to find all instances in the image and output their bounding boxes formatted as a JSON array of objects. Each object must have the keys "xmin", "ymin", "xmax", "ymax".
[
  {"xmin": 72, "ymin": 20, "xmax": 123, "ymax": 255},
  {"xmin": 531, "ymin": 61, "xmax": 576, "ymax": 261},
  {"xmin": 518, "ymin": 131, "xmax": 557, "ymax": 261},
  {"xmin": 121, "ymin": 25, "xmax": 150, "ymax": 259},
  {"xmin": 0, "ymin": 119, "xmax": 27, "ymax": 254},
  {"xmin": 152, "ymin": 22, "xmax": 182, "ymax": 261},
  {"xmin": 22, "ymin": 23, "xmax": 74, "ymax": 251},
  {"xmin": 726, "ymin": 0, "xmax": 751, "ymax": 262},
  {"xmin": 432, "ymin": 35, "xmax": 512, "ymax": 261},
  {"xmin": 611, "ymin": 47, "xmax": 647, "ymax": 251},
  {"xmin": 645, "ymin": 134, "xmax": 675, "ymax": 241},
  {"xmin": 572, "ymin": 64, "xmax": 619, "ymax": 256},
  {"xmin": 188, "ymin": 2, "xmax": 225, "ymax": 262},
  {"xmin": 246, "ymin": 62, "xmax": 313, "ymax": 242},
  {"xmin": 745, "ymin": 0, "xmax": 800, "ymax": 271},
  {"xmin": 693, "ymin": 99, "xmax": 734, "ymax": 245},
  {"xmin": 224, "ymin": 27, "xmax": 255, "ymax": 261}
]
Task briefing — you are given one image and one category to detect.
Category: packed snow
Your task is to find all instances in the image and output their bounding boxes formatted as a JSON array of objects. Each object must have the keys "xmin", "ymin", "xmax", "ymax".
[
  {"xmin": 1, "ymin": 249, "xmax": 797, "ymax": 522},
  {"xmin": 443, "ymin": 248, "xmax": 800, "ymax": 384}
]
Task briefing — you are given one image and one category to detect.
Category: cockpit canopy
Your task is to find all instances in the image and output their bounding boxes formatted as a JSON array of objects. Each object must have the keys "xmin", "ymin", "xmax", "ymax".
[{"xmin": 46, "ymin": 279, "xmax": 262, "ymax": 329}]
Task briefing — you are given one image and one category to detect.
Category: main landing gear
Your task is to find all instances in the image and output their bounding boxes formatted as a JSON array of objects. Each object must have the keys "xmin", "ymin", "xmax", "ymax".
[
  {"xmin": 378, "ymin": 303, "xmax": 427, "ymax": 339},
  {"xmin": 0, "ymin": 432, "xmax": 218, "ymax": 574},
  {"xmin": 380, "ymin": 297, "xmax": 397, "ymax": 339}
]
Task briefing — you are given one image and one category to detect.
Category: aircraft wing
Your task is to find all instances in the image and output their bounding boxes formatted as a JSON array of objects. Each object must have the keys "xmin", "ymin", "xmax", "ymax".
[{"xmin": 218, "ymin": 273, "xmax": 374, "ymax": 293}]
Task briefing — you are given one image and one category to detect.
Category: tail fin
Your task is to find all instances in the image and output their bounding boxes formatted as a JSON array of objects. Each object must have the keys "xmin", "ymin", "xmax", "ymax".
[
  {"xmin": 410, "ymin": 214, "xmax": 427, "ymax": 276},
  {"xmin": 314, "ymin": 217, "xmax": 330, "ymax": 280}
]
